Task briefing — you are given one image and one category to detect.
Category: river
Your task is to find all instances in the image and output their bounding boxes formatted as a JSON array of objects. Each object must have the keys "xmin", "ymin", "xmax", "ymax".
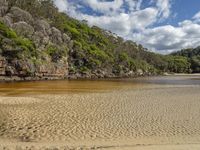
[{"xmin": 0, "ymin": 75, "xmax": 199, "ymax": 96}]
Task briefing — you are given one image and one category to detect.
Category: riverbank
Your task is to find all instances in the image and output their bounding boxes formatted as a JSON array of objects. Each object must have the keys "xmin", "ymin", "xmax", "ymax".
[
  {"xmin": 0, "ymin": 73, "xmax": 149, "ymax": 82},
  {"xmin": 0, "ymin": 81, "xmax": 200, "ymax": 149}
]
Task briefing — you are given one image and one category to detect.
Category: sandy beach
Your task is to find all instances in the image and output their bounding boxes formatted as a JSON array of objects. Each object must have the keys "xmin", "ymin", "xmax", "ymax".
[{"xmin": 0, "ymin": 77, "xmax": 200, "ymax": 149}]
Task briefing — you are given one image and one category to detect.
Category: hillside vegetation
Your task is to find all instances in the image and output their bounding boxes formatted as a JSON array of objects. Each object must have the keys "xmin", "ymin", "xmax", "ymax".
[
  {"xmin": 0, "ymin": 0, "xmax": 198, "ymax": 80},
  {"xmin": 172, "ymin": 47, "xmax": 200, "ymax": 73}
]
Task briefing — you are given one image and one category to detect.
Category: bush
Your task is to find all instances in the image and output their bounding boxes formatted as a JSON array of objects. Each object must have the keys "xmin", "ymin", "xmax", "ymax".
[
  {"xmin": 0, "ymin": 22, "xmax": 17, "ymax": 38},
  {"xmin": 63, "ymin": 24, "xmax": 80, "ymax": 37},
  {"xmin": 46, "ymin": 45, "xmax": 67, "ymax": 62},
  {"xmin": 119, "ymin": 52, "xmax": 129, "ymax": 62},
  {"xmin": 80, "ymin": 66, "xmax": 89, "ymax": 73}
]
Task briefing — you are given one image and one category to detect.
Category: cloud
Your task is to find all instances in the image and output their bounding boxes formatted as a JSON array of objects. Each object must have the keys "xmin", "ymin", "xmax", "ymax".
[
  {"xmin": 83, "ymin": 0, "xmax": 123, "ymax": 14},
  {"xmin": 82, "ymin": 13, "xmax": 131, "ymax": 36},
  {"xmin": 124, "ymin": 0, "xmax": 143, "ymax": 11},
  {"xmin": 77, "ymin": 7, "xmax": 158, "ymax": 37},
  {"xmin": 54, "ymin": 0, "xmax": 68, "ymax": 12},
  {"xmin": 131, "ymin": 20, "xmax": 200, "ymax": 53},
  {"xmin": 155, "ymin": 0, "xmax": 171, "ymax": 19},
  {"xmin": 53, "ymin": 0, "xmax": 200, "ymax": 53},
  {"xmin": 193, "ymin": 11, "xmax": 200, "ymax": 23},
  {"xmin": 129, "ymin": 7, "xmax": 158, "ymax": 31}
]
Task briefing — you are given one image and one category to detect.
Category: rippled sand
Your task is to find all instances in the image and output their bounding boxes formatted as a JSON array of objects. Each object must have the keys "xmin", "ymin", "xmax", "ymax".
[{"xmin": 0, "ymin": 85, "xmax": 200, "ymax": 149}]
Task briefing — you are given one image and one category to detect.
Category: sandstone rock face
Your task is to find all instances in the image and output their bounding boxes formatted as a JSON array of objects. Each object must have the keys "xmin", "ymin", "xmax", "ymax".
[
  {"xmin": 31, "ymin": 31, "xmax": 48, "ymax": 49},
  {"xmin": 63, "ymin": 33, "xmax": 71, "ymax": 43},
  {"xmin": 0, "ymin": 57, "xmax": 6, "ymax": 75},
  {"xmin": 9, "ymin": 7, "xmax": 34, "ymax": 24},
  {"xmin": 0, "ymin": 15, "xmax": 13, "ymax": 27},
  {"xmin": 0, "ymin": 0, "xmax": 8, "ymax": 17},
  {"xmin": 12, "ymin": 21, "xmax": 34, "ymax": 38},
  {"xmin": 34, "ymin": 19, "xmax": 51, "ymax": 35},
  {"xmin": 50, "ymin": 27, "xmax": 63, "ymax": 45},
  {"xmin": 0, "ymin": 2, "xmax": 71, "ymax": 80}
]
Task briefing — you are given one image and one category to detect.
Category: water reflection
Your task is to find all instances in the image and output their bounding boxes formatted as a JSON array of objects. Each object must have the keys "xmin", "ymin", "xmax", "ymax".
[{"xmin": 0, "ymin": 75, "xmax": 199, "ymax": 96}]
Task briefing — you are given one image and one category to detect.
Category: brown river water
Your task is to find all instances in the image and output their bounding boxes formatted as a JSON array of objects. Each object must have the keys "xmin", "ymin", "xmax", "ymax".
[{"xmin": 0, "ymin": 75, "xmax": 199, "ymax": 96}]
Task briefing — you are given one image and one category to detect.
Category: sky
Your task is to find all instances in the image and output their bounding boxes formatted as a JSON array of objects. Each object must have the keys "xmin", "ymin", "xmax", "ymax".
[{"xmin": 53, "ymin": 0, "xmax": 200, "ymax": 54}]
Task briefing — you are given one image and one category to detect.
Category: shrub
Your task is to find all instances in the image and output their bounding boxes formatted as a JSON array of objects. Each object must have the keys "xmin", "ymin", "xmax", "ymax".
[
  {"xmin": 46, "ymin": 45, "xmax": 67, "ymax": 62},
  {"xmin": 0, "ymin": 22, "xmax": 17, "ymax": 38}
]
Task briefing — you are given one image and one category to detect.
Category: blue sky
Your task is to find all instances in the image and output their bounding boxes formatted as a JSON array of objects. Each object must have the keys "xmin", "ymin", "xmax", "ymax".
[
  {"xmin": 54, "ymin": 0, "xmax": 200, "ymax": 53},
  {"xmin": 158, "ymin": 0, "xmax": 200, "ymax": 26}
]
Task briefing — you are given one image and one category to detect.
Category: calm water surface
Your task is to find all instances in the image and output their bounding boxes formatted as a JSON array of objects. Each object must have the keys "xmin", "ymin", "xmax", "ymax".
[{"xmin": 0, "ymin": 75, "xmax": 199, "ymax": 96}]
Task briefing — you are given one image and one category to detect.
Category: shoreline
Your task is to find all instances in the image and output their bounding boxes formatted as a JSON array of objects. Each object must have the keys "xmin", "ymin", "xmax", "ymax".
[
  {"xmin": 0, "ymin": 73, "xmax": 199, "ymax": 83},
  {"xmin": 0, "ymin": 74, "xmax": 150, "ymax": 83}
]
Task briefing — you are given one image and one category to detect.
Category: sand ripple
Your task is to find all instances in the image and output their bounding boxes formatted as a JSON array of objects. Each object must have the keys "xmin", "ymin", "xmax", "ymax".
[{"xmin": 0, "ymin": 86, "xmax": 200, "ymax": 149}]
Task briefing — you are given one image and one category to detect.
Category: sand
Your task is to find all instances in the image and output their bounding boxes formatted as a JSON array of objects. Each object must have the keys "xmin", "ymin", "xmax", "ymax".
[{"xmin": 0, "ymin": 85, "xmax": 200, "ymax": 149}]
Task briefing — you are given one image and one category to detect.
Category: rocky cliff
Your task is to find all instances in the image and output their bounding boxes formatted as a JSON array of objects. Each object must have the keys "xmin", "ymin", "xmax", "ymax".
[{"xmin": 0, "ymin": 0, "xmax": 71, "ymax": 81}]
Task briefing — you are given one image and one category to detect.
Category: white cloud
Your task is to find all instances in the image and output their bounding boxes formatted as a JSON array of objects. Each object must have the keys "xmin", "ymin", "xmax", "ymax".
[
  {"xmin": 124, "ymin": 0, "xmax": 143, "ymax": 11},
  {"xmin": 54, "ymin": 0, "xmax": 68, "ymax": 12},
  {"xmin": 81, "ymin": 13, "xmax": 131, "ymax": 36},
  {"xmin": 155, "ymin": 0, "xmax": 171, "ymax": 19},
  {"xmin": 193, "ymin": 11, "xmax": 200, "ymax": 23},
  {"xmin": 83, "ymin": 0, "xmax": 123, "ymax": 14},
  {"xmin": 77, "ymin": 7, "xmax": 158, "ymax": 37},
  {"xmin": 131, "ymin": 20, "xmax": 200, "ymax": 53},
  {"xmin": 53, "ymin": 0, "xmax": 200, "ymax": 53},
  {"xmin": 129, "ymin": 7, "xmax": 158, "ymax": 31}
]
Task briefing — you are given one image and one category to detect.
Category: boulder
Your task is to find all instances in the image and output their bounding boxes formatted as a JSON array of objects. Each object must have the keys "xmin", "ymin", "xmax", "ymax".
[
  {"xmin": 9, "ymin": 7, "xmax": 33, "ymax": 24},
  {"xmin": 62, "ymin": 33, "xmax": 71, "ymax": 43},
  {"xmin": 32, "ymin": 31, "xmax": 49, "ymax": 49},
  {"xmin": 5, "ymin": 66, "xmax": 15, "ymax": 76},
  {"xmin": 0, "ymin": 15, "xmax": 13, "ymax": 27},
  {"xmin": 0, "ymin": 0, "xmax": 8, "ymax": 17},
  {"xmin": 12, "ymin": 60, "xmax": 35, "ymax": 77},
  {"xmin": 50, "ymin": 27, "xmax": 63, "ymax": 45},
  {"xmin": 34, "ymin": 19, "xmax": 51, "ymax": 35},
  {"xmin": 0, "ymin": 0, "xmax": 8, "ymax": 6},
  {"xmin": 127, "ymin": 70, "xmax": 135, "ymax": 77},
  {"xmin": 0, "ymin": 57, "xmax": 6, "ymax": 68},
  {"xmin": 12, "ymin": 21, "xmax": 34, "ymax": 38},
  {"xmin": 136, "ymin": 69, "xmax": 144, "ymax": 76},
  {"xmin": 2, "ymin": 38, "xmax": 21, "ymax": 51}
]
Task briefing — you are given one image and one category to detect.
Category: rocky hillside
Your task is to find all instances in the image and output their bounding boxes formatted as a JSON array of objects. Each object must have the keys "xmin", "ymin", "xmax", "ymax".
[
  {"xmin": 0, "ymin": 0, "xmax": 71, "ymax": 81},
  {"xmin": 0, "ymin": 0, "xmax": 195, "ymax": 81}
]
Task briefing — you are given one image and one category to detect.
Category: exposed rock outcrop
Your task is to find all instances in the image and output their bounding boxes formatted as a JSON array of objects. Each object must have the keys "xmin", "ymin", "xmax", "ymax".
[
  {"xmin": 0, "ymin": 0, "xmax": 8, "ymax": 17},
  {"xmin": 9, "ymin": 7, "xmax": 34, "ymax": 24},
  {"xmin": 0, "ymin": 0, "xmax": 71, "ymax": 81},
  {"xmin": 12, "ymin": 21, "xmax": 34, "ymax": 38}
]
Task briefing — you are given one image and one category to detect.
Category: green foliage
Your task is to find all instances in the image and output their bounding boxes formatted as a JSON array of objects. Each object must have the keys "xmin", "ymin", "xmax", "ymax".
[
  {"xmin": 171, "ymin": 47, "xmax": 200, "ymax": 73},
  {"xmin": 190, "ymin": 56, "xmax": 200, "ymax": 73},
  {"xmin": 63, "ymin": 24, "xmax": 80, "ymax": 37},
  {"xmin": 73, "ymin": 40, "xmax": 82, "ymax": 49},
  {"xmin": 80, "ymin": 66, "xmax": 89, "ymax": 73},
  {"xmin": 46, "ymin": 45, "xmax": 67, "ymax": 62},
  {"xmin": 0, "ymin": 22, "xmax": 17, "ymax": 38},
  {"xmin": 165, "ymin": 56, "xmax": 190, "ymax": 73},
  {"xmin": 119, "ymin": 52, "xmax": 129, "ymax": 62},
  {"xmin": 14, "ymin": 37, "xmax": 34, "ymax": 51},
  {"xmin": 88, "ymin": 44, "xmax": 110, "ymax": 61},
  {"xmin": 0, "ymin": 21, "xmax": 37, "ymax": 59}
]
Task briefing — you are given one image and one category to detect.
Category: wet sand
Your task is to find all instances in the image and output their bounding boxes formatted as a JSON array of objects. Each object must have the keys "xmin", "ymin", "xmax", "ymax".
[{"xmin": 0, "ymin": 76, "xmax": 200, "ymax": 149}]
